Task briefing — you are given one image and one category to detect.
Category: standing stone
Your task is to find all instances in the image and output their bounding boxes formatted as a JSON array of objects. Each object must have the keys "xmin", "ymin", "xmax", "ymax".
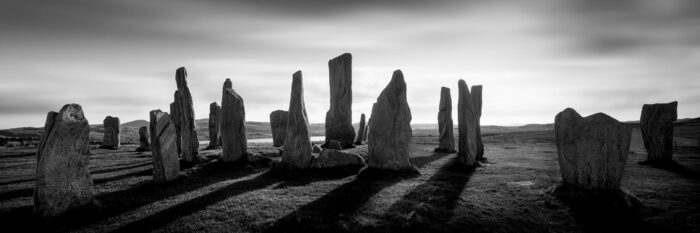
[
  {"xmin": 355, "ymin": 113, "xmax": 366, "ymax": 145},
  {"xmin": 100, "ymin": 116, "xmax": 120, "ymax": 149},
  {"xmin": 367, "ymin": 70, "xmax": 417, "ymax": 172},
  {"xmin": 362, "ymin": 124, "xmax": 369, "ymax": 142},
  {"xmin": 220, "ymin": 79, "xmax": 248, "ymax": 162},
  {"xmin": 170, "ymin": 101, "xmax": 182, "ymax": 154},
  {"xmin": 457, "ymin": 80, "xmax": 477, "ymax": 167},
  {"xmin": 34, "ymin": 104, "xmax": 93, "ymax": 218},
  {"xmin": 282, "ymin": 71, "xmax": 313, "ymax": 169},
  {"xmin": 435, "ymin": 87, "xmax": 456, "ymax": 153},
  {"xmin": 174, "ymin": 67, "xmax": 200, "ymax": 163},
  {"xmin": 270, "ymin": 110, "xmax": 289, "ymax": 147},
  {"xmin": 640, "ymin": 101, "xmax": 678, "ymax": 163},
  {"xmin": 555, "ymin": 108, "xmax": 631, "ymax": 189},
  {"xmin": 325, "ymin": 53, "xmax": 355, "ymax": 148},
  {"xmin": 207, "ymin": 102, "xmax": 221, "ymax": 149},
  {"xmin": 149, "ymin": 110, "xmax": 180, "ymax": 183},
  {"xmin": 136, "ymin": 126, "xmax": 150, "ymax": 152},
  {"xmin": 471, "ymin": 85, "xmax": 484, "ymax": 160}
]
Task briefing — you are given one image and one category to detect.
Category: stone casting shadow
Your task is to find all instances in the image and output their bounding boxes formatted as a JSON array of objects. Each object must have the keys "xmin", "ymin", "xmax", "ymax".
[{"xmin": 639, "ymin": 160, "xmax": 700, "ymax": 181}]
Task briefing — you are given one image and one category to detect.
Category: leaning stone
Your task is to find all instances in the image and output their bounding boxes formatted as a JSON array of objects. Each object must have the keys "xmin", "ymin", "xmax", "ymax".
[
  {"xmin": 136, "ymin": 126, "xmax": 150, "ymax": 152},
  {"xmin": 149, "ymin": 110, "xmax": 180, "ymax": 183},
  {"xmin": 640, "ymin": 101, "xmax": 678, "ymax": 163},
  {"xmin": 100, "ymin": 116, "xmax": 120, "ymax": 149},
  {"xmin": 173, "ymin": 67, "xmax": 200, "ymax": 163},
  {"xmin": 435, "ymin": 87, "xmax": 456, "ymax": 153},
  {"xmin": 325, "ymin": 53, "xmax": 355, "ymax": 148},
  {"xmin": 471, "ymin": 85, "xmax": 484, "ymax": 160},
  {"xmin": 206, "ymin": 102, "xmax": 221, "ymax": 149},
  {"xmin": 270, "ymin": 110, "xmax": 289, "ymax": 147},
  {"xmin": 220, "ymin": 78, "xmax": 248, "ymax": 162},
  {"xmin": 327, "ymin": 140, "xmax": 342, "ymax": 150},
  {"xmin": 34, "ymin": 104, "xmax": 94, "ymax": 218},
  {"xmin": 281, "ymin": 71, "xmax": 313, "ymax": 169},
  {"xmin": 355, "ymin": 113, "xmax": 366, "ymax": 145},
  {"xmin": 366, "ymin": 70, "xmax": 418, "ymax": 173},
  {"xmin": 310, "ymin": 149, "xmax": 366, "ymax": 169},
  {"xmin": 457, "ymin": 80, "xmax": 477, "ymax": 167}
]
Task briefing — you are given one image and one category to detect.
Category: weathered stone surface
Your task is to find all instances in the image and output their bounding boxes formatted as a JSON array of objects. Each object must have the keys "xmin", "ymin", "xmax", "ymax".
[
  {"xmin": 170, "ymin": 101, "xmax": 182, "ymax": 154},
  {"xmin": 555, "ymin": 108, "xmax": 631, "ymax": 190},
  {"xmin": 471, "ymin": 85, "xmax": 484, "ymax": 160},
  {"xmin": 173, "ymin": 67, "xmax": 200, "ymax": 162},
  {"xmin": 355, "ymin": 113, "xmax": 366, "ymax": 145},
  {"xmin": 100, "ymin": 116, "xmax": 120, "ymax": 149},
  {"xmin": 312, "ymin": 144, "xmax": 322, "ymax": 153},
  {"xmin": 327, "ymin": 140, "xmax": 342, "ymax": 150},
  {"xmin": 310, "ymin": 149, "xmax": 365, "ymax": 169},
  {"xmin": 34, "ymin": 104, "xmax": 94, "ymax": 218},
  {"xmin": 362, "ymin": 124, "xmax": 369, "ymax": 142},
  {"xmin": 270, "ymin": 110, "xmax": 288, "ymax": 147},
  {"xmin": 640, "ymin": 101, "xmax": 678, "ymax": 163},
  {"xmin": 220, "ymin": 79, "xmax": 248, "ymax": 162},
  {"xmin": 325, "ymin": 53, "xmax": 355, "ymax": 148},
  {"xmin": 457, "ymin": 80, "xmax": 477, "ymax": 167},
  {"xmin": 282, "ymin": 71, "xmax": 313, "ymax": 169},
  {"xmin": 206, "ymin": 102, "xmax": 221, "ymax": 149},
  {"xmin": 367, "ymin": 70, "xmax": 417, "ymax": 172},
  {"xmin": 149, "ymin": 110, "xmax": 180, "ymax": 183},
  {"xmin": 435, "ymin": 87, "xmax": 456, "ymax": 153},
  {"xmin": 136, "ymin": 126, "xmax": 150, "ymax": 152}
]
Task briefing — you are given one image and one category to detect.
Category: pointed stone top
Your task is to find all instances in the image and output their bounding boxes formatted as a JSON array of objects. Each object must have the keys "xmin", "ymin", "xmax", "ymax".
[
  {"xmin": 458, "ymin": 79, "xmax": 467, "ymax": 86},
  {"xmin": 223, "ymin": 78, "xmax": 232, "ymax": 89},
  {"xmin": 330, "ymin": 53, "xmax": 352, "ymax": 63},
  {"xmin": 585, "ymin": 112, "xmax": 622, "ymax": 125},
  {"xmin": 293, "ymin": 70, "xmax": 302, "ymax": 80},
  {"xmin": 441, "ymin": 86, "xmax": 450, "ymax": 92},
  {"xmin": 361, "ymin": 113, "xmax": 366, "ymax": 118},
  {"xmin": 176, "ymin": 67, "xmax": 188, "ymax": 90},
  {"xmin": 58, "ymin": 104, "xmax": 86, "ymax": 123},
  {"xmin": 210, "ymin": 102, "xmax": 218, "ymax": 106},
  {"xmin": 210, "ymin": 102, "xmax": 219, "ymax": 111}
]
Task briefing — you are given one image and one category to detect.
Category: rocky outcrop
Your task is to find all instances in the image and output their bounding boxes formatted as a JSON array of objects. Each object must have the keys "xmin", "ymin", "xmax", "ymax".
[
  {"xmin": 457, "ymin": 80, "xmax": 477, "ymax": 167},
  {"xmin": 207, "ymin": 102, "xmax": 221, "ymax": 149},
  {"xmin": 173, "ymin": 67, "xmax": 200, "ymax": 163},
  {"xmin": 170, "ymin": 101, "xmax": 182, "ymax": 154},
  {"xmin": 355, "ymin": 113, "xmax": 366, "ymax": 145},
  {"xmin": 366, "ymin": 70, "xmax": 417, "ymax": 173},
  {"xmin": 282, "ymin": 71, "xmax": 313, "ymax": 169},
  {"xmin": 149, "ymin": 110, "xmax": 180, "ymax": 183},
  {"xmin": 270, "ymin": 110, "xmax": 289, "ymax": 147},
  {"xmin": 435, "ymin": 87, "xmax": 456, "ymax": 153},
  {"xmin": 34, "ymin": 104, "xmax": 94, "ymax": 218},
  {"xmin": 640, "ymin": 101, "xmax": 678, "ymax": 163},
  {"xmin": 136, "ymin": 126, "xmax": 150, "ymax": 152},
  {"xmin": 325, "ymin": 53, "xmax": 355, "ymax": 148},
  {"xmin": 555, "ymin": 108, "xmax": 631, "ymax": 189},
  {"xmin": 100, "ymin": 116, "xmax": 120, "ymax": 149},
  {"xmin": 471, "ymin": 85, "xmax": 484, "ymax": 160},
  {"xmin": 310, "ymin": 149, "xmax": 365, "ymax": 169},
  {"xmin": 220, "ymin": 79, "xmax": 248, "ymax": 162}
]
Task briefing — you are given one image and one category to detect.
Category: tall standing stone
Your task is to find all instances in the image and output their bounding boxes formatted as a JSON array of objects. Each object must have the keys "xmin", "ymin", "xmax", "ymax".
[
  {"xmin": 170, "ymin": 101, "xmax": 182, "ymax": 154},
  {"xmin": 34, "ymin": 104, "xmax": 94, "ymax": 218},
  {"xmin": 435, "ymin": 87, "xmax": 456, "ymax": 153},
  {"xmin": 282, "ymin": 71, "xmax": 313, "ymax": 169},
  {"xmin": 367, "ymin": 70, "xmax": 417, "ymax": 173},
  {"xmin": 100, "ymin": 116, "xmax": 120, "ymax": 149},
  {"xmin": 270, "ymin": 110, "xmax": 288, "ymax": 147},
  {"xmin": 471, "ymin": 85, "xmax": 484, "ymax": 160},
  {"xmin": 136, "ymin": 126, "xmax": 150, "ymax": 152},
  {"xmin": 207, "ymin": 102, "xmax": 221, "ymax": 149},
  {"xmin": 355, "ymin": 113, "xmax": 366, "ymax": 145},
  {"xmin": 640, "ymin": 101, "xmax": 678, "ymax": 163},
  {"xmin": 174, "ymin": 67, "xmax": 200, "ymax": 163},
  {"xmin": 220, "ymin": 79, "xmax": 248, "ymax": 162},
  {"xmin": 149, "ymin": 110, "xmax": 180, "ymax": 183},
  {"xmin": 555, "ymin": 108, "xmax": 631, "ymax": 189},
  {"xmin": 457, "ymin": 80, "xmax": 477, "ymax": 167},
  {"xmin": 325, "ymin": 53, "xmax": 355, "ymax": 148}
]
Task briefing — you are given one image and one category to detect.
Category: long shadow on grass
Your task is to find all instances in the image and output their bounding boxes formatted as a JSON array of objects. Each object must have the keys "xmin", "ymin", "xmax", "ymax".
[
  {"xmin": 640, "ymin": 160, "xmax": 700, "ymax": 181},
  {"xmin": 263, "ymin": 152, "xmax": 448, "ymax": 233},
  {"xmin": 90, "ymin": 161, "xmax": 152, "ymax": 175}
]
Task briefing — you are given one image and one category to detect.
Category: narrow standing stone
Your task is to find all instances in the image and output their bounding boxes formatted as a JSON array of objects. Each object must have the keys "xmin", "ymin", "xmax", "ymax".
[
  {"xmin": 170, "ymin": 101, "xmax": 182, "ymax": 154},
  {"xmin": 34, "ymin": 104, "xmax": 94, "ymax": 218},
  {"xmin": 282, "ymin": 71, "xmax": 313, "ymax": 169},
  {"xmin": 149, "ymin": 110, "xmax": 180, "ymax": 183},
  {"xmin": 355, "ymin": 113, "xmax": 366, "ymax": 145},
  {"xmin": 174, "ymin": 67, "xmax": 200, "ymax": 163},
  {"xmin": 435, "ymin": 87, "xmax": 456, "ymax": 153},
  {"xmin": 367, "ymin": 70, "xmax": 417, "ymax": 173},
  {"xmin": 136, "ymin": 126, "xmax": 150, "ymax": 152},
  {"xmin": 207, "ymin": 102, "xmax": 221, "ymax": 149},
  {"xmin": 640, "ymin": 101, "xmax": 678, "ymax": 163},
  {"xmin": 325, "ymin": 53, "xmax": 355, "ymax": 148},
  {"xmin": 100, "ymin": 116, "xmax": 120, "ymax": 149},
  {"xmin": 270, "ymin": 110, "xmax": 289, "ymax": 147},
  {"xmin": 471, "ymin": 85, "xmax": 484, "ymax": 160},
  {"xmin": 457, "ymin": 80, "xmax": 477, "ymax": 167},
  {"xmin": 220, "ymin": 79, "xmax": 248, "ymax": 162}
]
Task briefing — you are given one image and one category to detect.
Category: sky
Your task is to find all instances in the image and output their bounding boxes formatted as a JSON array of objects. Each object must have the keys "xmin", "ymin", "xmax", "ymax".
[{"xmin": 1, "ymin": 0, "xmax": 699, "ymax": 129}]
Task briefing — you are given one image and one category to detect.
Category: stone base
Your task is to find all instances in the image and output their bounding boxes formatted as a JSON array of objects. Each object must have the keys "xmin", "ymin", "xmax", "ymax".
[
  {"xmin": 433, "ymin": 148, "xmax": 457, "ymax": 154},
  {"xmin": 549, "ymin": 184, "xmax": 642, "ymax": 210}
]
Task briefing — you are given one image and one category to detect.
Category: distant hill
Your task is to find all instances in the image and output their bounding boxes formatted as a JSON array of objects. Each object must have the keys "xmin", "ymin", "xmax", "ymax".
[{"xmin": 122, "ymin": 120, "xmax": 149, "ymax": 128}]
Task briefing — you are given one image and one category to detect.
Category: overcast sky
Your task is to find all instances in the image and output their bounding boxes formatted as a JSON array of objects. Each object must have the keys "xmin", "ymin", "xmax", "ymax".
[{"xmin": 1, "ymin": 0, "xmax": 699, "ymax": 129}]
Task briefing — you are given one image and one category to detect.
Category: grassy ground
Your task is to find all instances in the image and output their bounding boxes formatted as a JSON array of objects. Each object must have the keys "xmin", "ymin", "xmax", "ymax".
[{"xmin": 0, "ymin": 129, "xmax": 698, "ymax": 233}]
